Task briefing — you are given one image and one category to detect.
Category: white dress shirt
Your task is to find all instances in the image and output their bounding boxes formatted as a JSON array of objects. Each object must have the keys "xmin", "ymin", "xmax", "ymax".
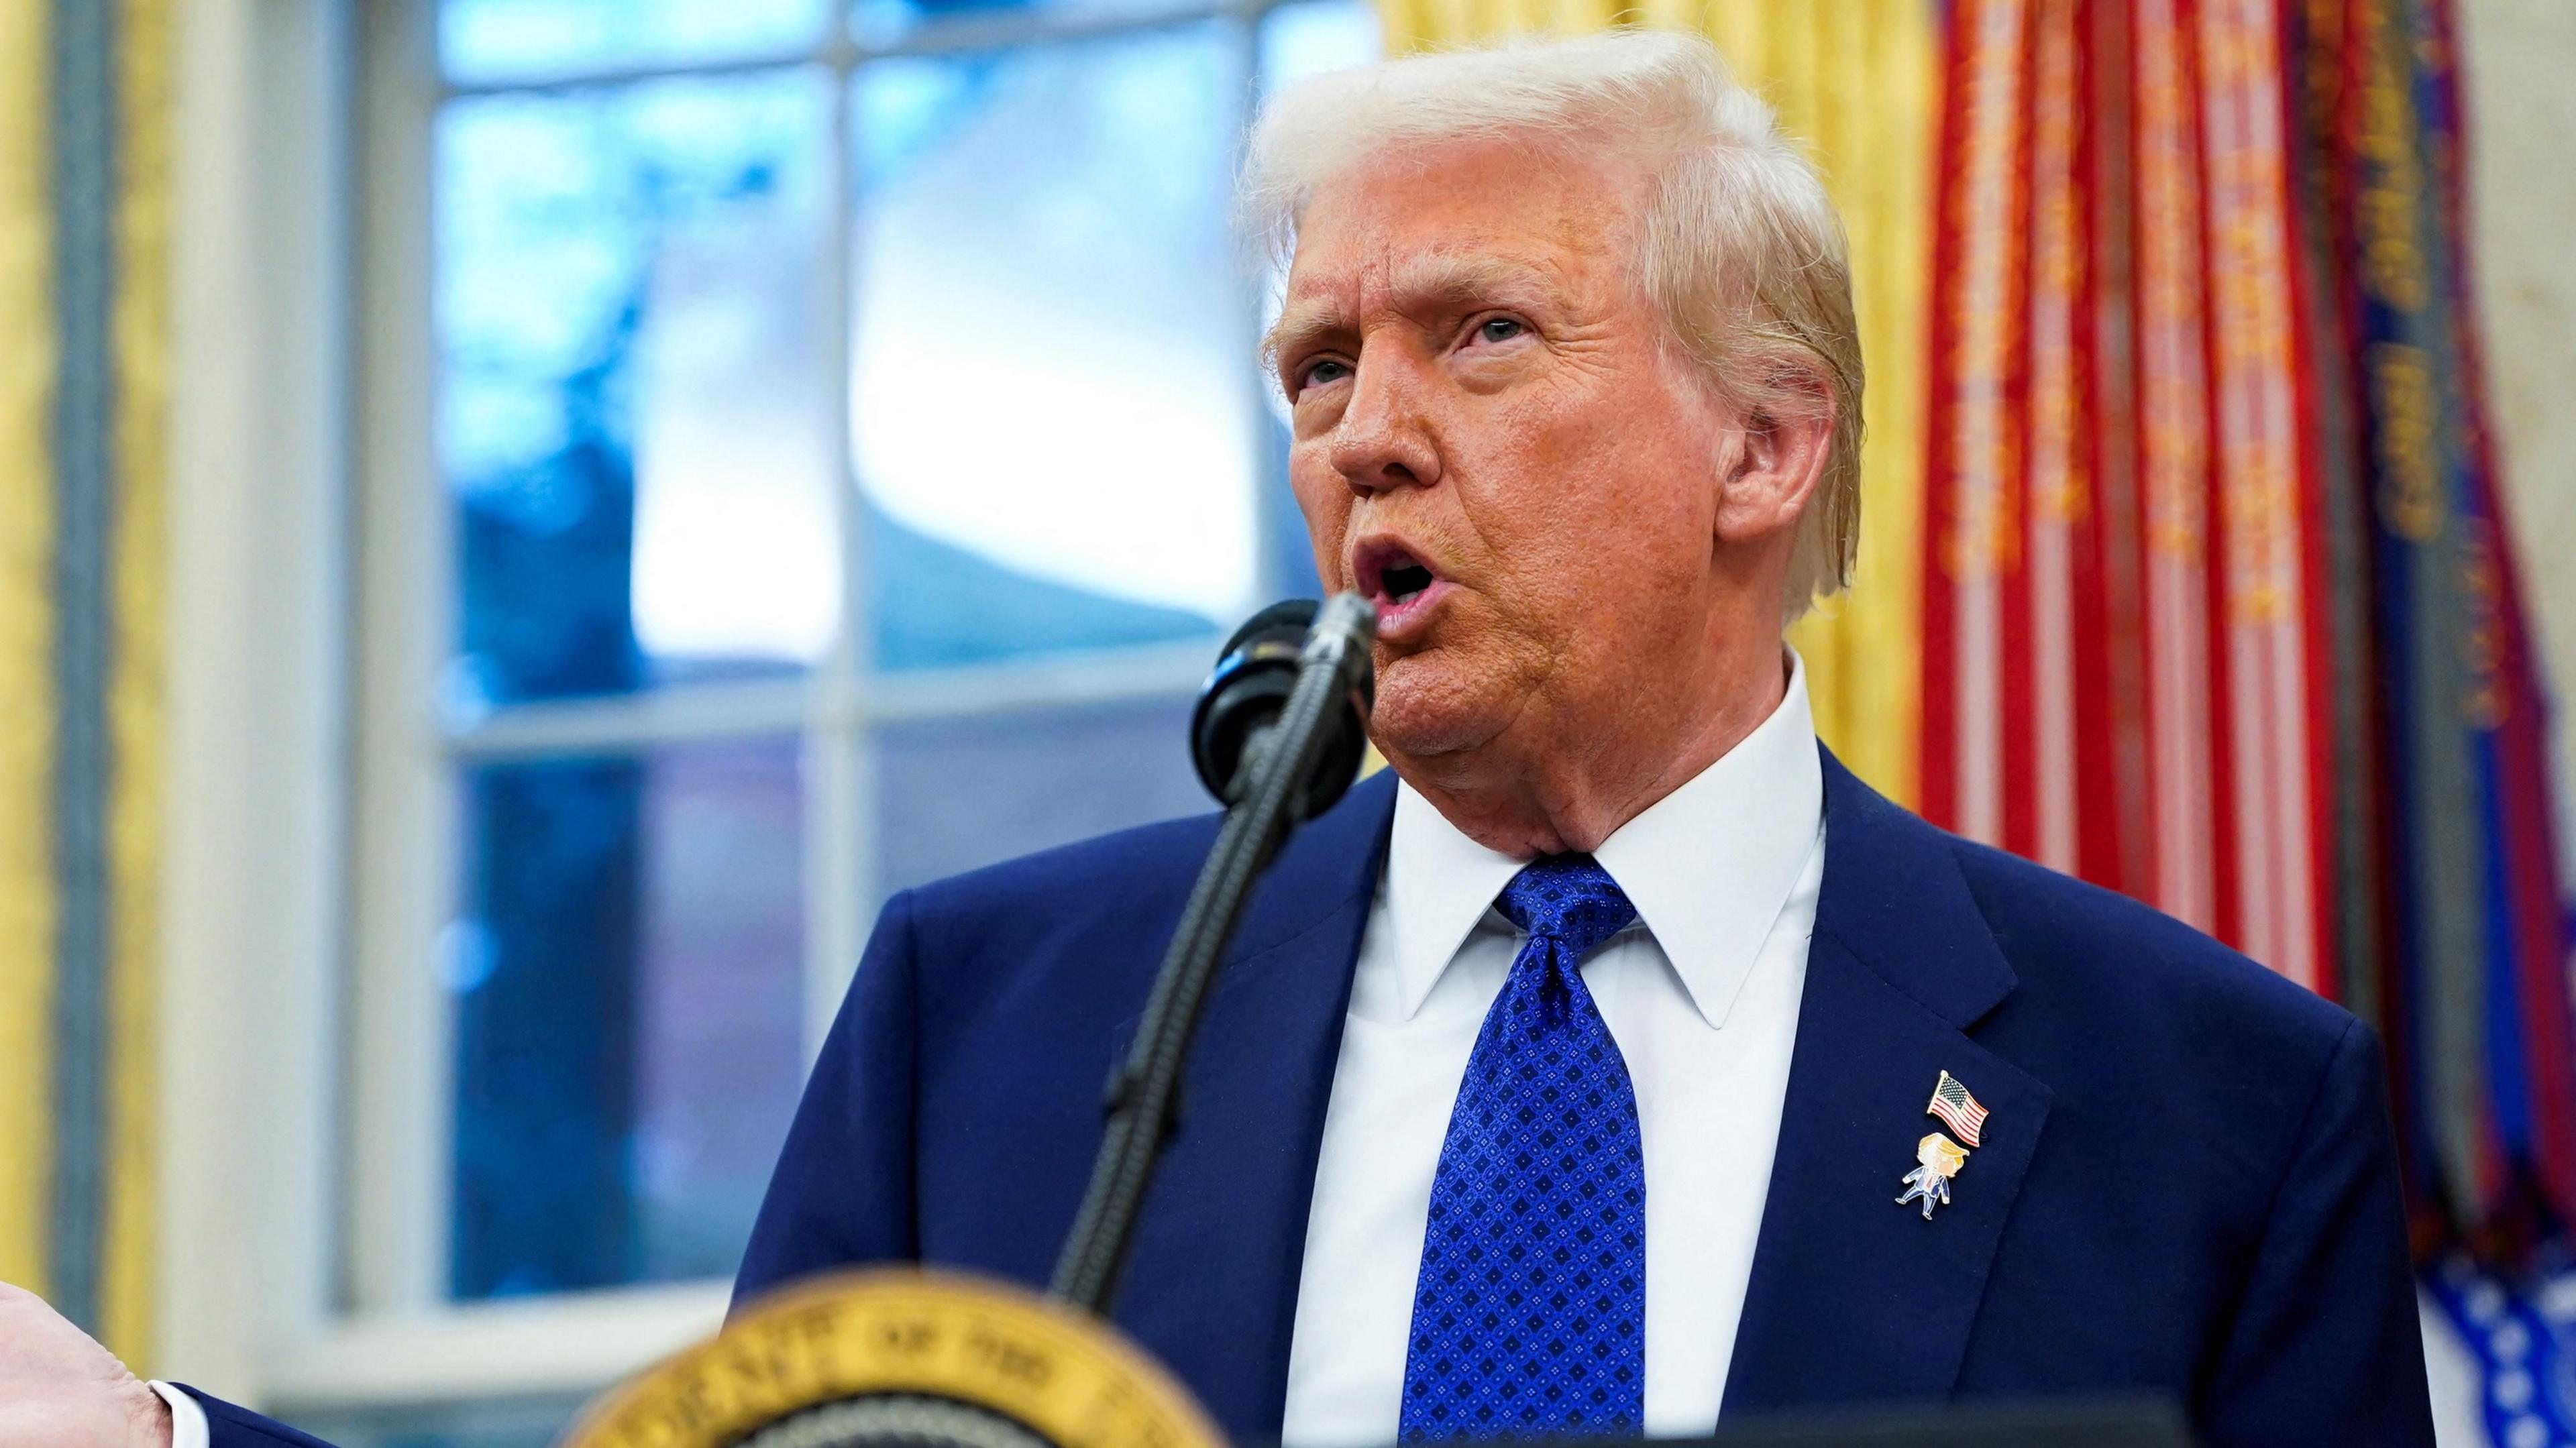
[
  {"xmin": 1279, "ymin": 654, "xmax": 1827, "ymax": 1447},
  {"xmin": 150, "ymin": 1381, "xmax": 209, "ymax": 1448}
]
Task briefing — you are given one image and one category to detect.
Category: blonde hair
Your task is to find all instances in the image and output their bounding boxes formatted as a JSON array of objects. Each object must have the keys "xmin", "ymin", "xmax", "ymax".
[{"xmin": 1240, "ymin": 30, "xmax": 1864, "ymax": 618}]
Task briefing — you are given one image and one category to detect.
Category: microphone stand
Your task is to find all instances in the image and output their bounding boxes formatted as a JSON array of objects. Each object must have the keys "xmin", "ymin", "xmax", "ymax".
[{"xmin": 1047, "ymin": 594, "xmax": 1376, "ymax": 1317}]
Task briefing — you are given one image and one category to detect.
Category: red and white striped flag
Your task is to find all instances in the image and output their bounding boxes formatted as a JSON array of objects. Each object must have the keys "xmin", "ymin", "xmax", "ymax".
[{"xmin": 1929, "ymin": 1071, "xmax": 1988, "ymax": 1148}]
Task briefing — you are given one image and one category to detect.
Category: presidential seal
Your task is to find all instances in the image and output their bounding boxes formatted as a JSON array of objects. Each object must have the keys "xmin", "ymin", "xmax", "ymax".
[{"xmin": 557, "ymin": 1270, "xmax": 1225, "ymax": 1448}]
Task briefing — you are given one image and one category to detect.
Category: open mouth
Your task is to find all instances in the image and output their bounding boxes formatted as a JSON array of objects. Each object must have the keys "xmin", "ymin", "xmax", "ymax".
[
  {"xmin": 1352, "ymin": 539, "xmax": 1451, "ymax": 634},
  {"xmin": 1382, "ymin": 558, "xmax": 1434, "ymax": 604}
]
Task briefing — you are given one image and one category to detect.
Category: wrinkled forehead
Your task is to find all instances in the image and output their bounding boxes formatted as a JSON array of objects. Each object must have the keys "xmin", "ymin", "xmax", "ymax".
[{"xmin": 1277, "ymin": 129, "xmax": 1657, "ymax": 318}]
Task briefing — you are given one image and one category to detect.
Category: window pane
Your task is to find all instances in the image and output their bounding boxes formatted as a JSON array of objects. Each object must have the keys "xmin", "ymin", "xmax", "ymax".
[
  {"xmin": 448, "ymin": 738, "xmax": 806, "ymax": 1298},
  {"xmin": 851, "ymin": 30, "xmax": 1256, "ymax": 672},
  {"xmin": 1257, "ymin": 0, "xmax": 1383, "ymax": 92},
  {"xmin": 851, "ymin": 0, "xmax": 1182, "ymax": 47},
  {"xmin": 443, "ymin": 0, "xmax": 830, "ymax": 85},
  {"xmin": 875, "ymin": 696, "xmax": 1212, "ymax": 895},
  {"xmin": 438, "ymin": 72, "xmax": 838, "ymax": 709}
]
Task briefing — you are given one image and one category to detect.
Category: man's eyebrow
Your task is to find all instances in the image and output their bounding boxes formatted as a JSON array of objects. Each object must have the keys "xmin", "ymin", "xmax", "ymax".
[
  {"xmin": 1263, "ymin": 252, "xmax": 1573, "ymax": 375},
  {"xmin": 1262, "ymin": 300, "xmax": 1360, "ymax": 381},
  {"xmin": 1262, "ymin": 302, "xmax": 1343, "ymax": 376}
]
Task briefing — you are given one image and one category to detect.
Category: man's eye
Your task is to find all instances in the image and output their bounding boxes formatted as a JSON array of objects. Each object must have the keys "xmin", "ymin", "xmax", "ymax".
[
  {"xmin": 1475, "ymin": 317, "xmax": 1525, "ymax": 344},
  {"xmin": 1299, "ymin": 359, "xmax": 1352, "ymax": 390}
]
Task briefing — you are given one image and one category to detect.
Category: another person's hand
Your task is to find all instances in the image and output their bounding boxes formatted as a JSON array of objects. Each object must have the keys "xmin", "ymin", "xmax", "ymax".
[{"xmin": 0, "ymin": 1282, "xmax": 172, "ymax": 1448}]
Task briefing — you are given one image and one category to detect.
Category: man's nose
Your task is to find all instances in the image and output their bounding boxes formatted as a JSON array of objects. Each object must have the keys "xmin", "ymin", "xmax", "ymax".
[{"xmin": 1328, "ymin": 355, "xmax": 1442, "ymax": 495}]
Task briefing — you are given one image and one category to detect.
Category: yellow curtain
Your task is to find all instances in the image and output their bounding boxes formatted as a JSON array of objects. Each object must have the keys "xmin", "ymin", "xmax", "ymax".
[
  {"xmin": 1375, "ymin": 0, "xmax": 1939, "ymax": 805},
  {"xmin": 0, "ymin": 0, "xmax": 56, "ymax": 1303},
  {"xmin": 108, "ymin": 0, "xmax": 172, "ymax": 1367},
  {"xmin": 0, "ymin": 0, "xmax": 170, "ymax": 1366}
]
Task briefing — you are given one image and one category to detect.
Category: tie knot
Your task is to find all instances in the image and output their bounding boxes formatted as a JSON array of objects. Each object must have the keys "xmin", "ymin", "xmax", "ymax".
[{"xmin": 1496, "ymin": 854, "xmax": 1637, "ymax": 961}]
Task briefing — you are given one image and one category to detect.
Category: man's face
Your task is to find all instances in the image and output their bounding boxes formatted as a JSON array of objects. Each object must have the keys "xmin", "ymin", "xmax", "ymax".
[{"xmin": 1271, "ymin": 132, "xmax": 1738, "ymax": 767}]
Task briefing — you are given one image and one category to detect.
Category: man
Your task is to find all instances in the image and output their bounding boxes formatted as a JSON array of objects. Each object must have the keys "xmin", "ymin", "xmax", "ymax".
[
  {"xmin": 5, "ymin": 30, "xmax": 2429, "ymax": 1448},
  {"xmin": 730, "ymin": 32, "xmax": 2425, "ymax": 1443}
]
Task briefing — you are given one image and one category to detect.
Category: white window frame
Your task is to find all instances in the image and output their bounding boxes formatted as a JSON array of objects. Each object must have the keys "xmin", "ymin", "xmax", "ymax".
[{"xmin": 163, "ymin": 0, "xmax": 1338, "ymax": 1417}]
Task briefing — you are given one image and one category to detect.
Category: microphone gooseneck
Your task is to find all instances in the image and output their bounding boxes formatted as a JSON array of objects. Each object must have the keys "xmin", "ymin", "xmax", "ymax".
[{"xmin": 1049, "ymin": 593, "xmax": 1378, "ymax": 1316}]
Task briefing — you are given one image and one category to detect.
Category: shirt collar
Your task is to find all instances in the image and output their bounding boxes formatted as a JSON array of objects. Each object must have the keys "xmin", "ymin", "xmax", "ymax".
[{"xmin": 1378, "ymin": 649, "xmax": 1825, "ymax": 1028}]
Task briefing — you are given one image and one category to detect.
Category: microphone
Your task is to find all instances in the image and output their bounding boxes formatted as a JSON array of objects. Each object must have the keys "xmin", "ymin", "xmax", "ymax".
[
  {"xmin": 1051, "ymin": 594, "xmax": 1376, "ymax": 1315},
  {"xmin": 1190, "ymin": 595, "xmax": 1377, "ymax": 818}
]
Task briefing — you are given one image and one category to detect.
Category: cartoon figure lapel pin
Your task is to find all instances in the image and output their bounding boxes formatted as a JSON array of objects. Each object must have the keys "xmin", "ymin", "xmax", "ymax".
[{"xmin": 1896, "ymin": 1070, "xmax": 1988, "ymax": 1221}]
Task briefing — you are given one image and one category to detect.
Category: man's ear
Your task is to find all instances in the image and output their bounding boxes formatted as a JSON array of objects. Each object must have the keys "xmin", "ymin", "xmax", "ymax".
[{"xmin": 1714, "ymin": 380, "xmax": 1834, "ymax": 545}]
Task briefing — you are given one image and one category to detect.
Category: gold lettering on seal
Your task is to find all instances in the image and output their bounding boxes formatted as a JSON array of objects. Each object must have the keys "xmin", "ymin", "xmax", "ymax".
[{"xmin": 560, "ymin": 1269, "xmax": 1224, "ymax": 1448}]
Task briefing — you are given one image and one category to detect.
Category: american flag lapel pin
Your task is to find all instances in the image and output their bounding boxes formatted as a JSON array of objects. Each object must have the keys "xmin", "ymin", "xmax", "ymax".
[
  {"xmin": 1895, "ymin": 1071, "xmax": 1988, "ymax": 1221},
  {"xmin": 1928, "ymin": 1070, "xmax": 1989, "ymax": 1146}
]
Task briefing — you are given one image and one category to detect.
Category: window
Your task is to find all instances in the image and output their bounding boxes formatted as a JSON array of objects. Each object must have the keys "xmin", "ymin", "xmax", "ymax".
[{"xmin": 325, "ymin": 0, "xmax": 1379, "ymax": 1425}]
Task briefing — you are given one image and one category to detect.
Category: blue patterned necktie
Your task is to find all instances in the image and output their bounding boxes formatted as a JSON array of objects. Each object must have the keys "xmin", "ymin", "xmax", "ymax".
[{"xmin": 1399, "ymin": 854, "xmax": 1646, "ymax": 1441}]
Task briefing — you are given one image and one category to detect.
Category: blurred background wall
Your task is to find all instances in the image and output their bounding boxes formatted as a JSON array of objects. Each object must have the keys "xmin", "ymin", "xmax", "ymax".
[{"xmin": 0, "ymin": 1, "xmax": 2571, "ymax": 1445}]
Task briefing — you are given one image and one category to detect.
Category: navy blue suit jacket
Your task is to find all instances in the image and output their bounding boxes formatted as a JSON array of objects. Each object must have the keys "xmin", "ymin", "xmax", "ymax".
[
  {"xmin": 732, "ymin": 750, "xmax": 2432, "ymax": 1445},
  {"xmin": 178, "ymin": 1386, "xmax": 338, "ymax": 1448},
  {"xmin": 200, "ymin": 749, "xmax": 2430, "ymax": 1446}
]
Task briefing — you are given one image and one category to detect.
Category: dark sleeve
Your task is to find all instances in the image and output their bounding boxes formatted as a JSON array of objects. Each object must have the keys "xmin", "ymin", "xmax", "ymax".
[
  {"xmin": 2196, "ymin": 1019, "xmax": 2434, "ymax": 1447},
  {"xmin": 731, "ymin": 889, "xmax": 922, "ymax": 1314},
  {"xmin": 176, "ymin": 1387, "xmax": 341, "ymax": 1448}
]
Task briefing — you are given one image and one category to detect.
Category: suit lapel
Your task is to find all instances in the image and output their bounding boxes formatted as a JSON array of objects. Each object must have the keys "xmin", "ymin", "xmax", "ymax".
[
  {"xmin": 1112, "ymin": 769, "xmax": 1396, "ymax": 1445},
  {"xmin": 1722, "ymin": 750, "xmax": 2055, "ymax": 1415}
]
